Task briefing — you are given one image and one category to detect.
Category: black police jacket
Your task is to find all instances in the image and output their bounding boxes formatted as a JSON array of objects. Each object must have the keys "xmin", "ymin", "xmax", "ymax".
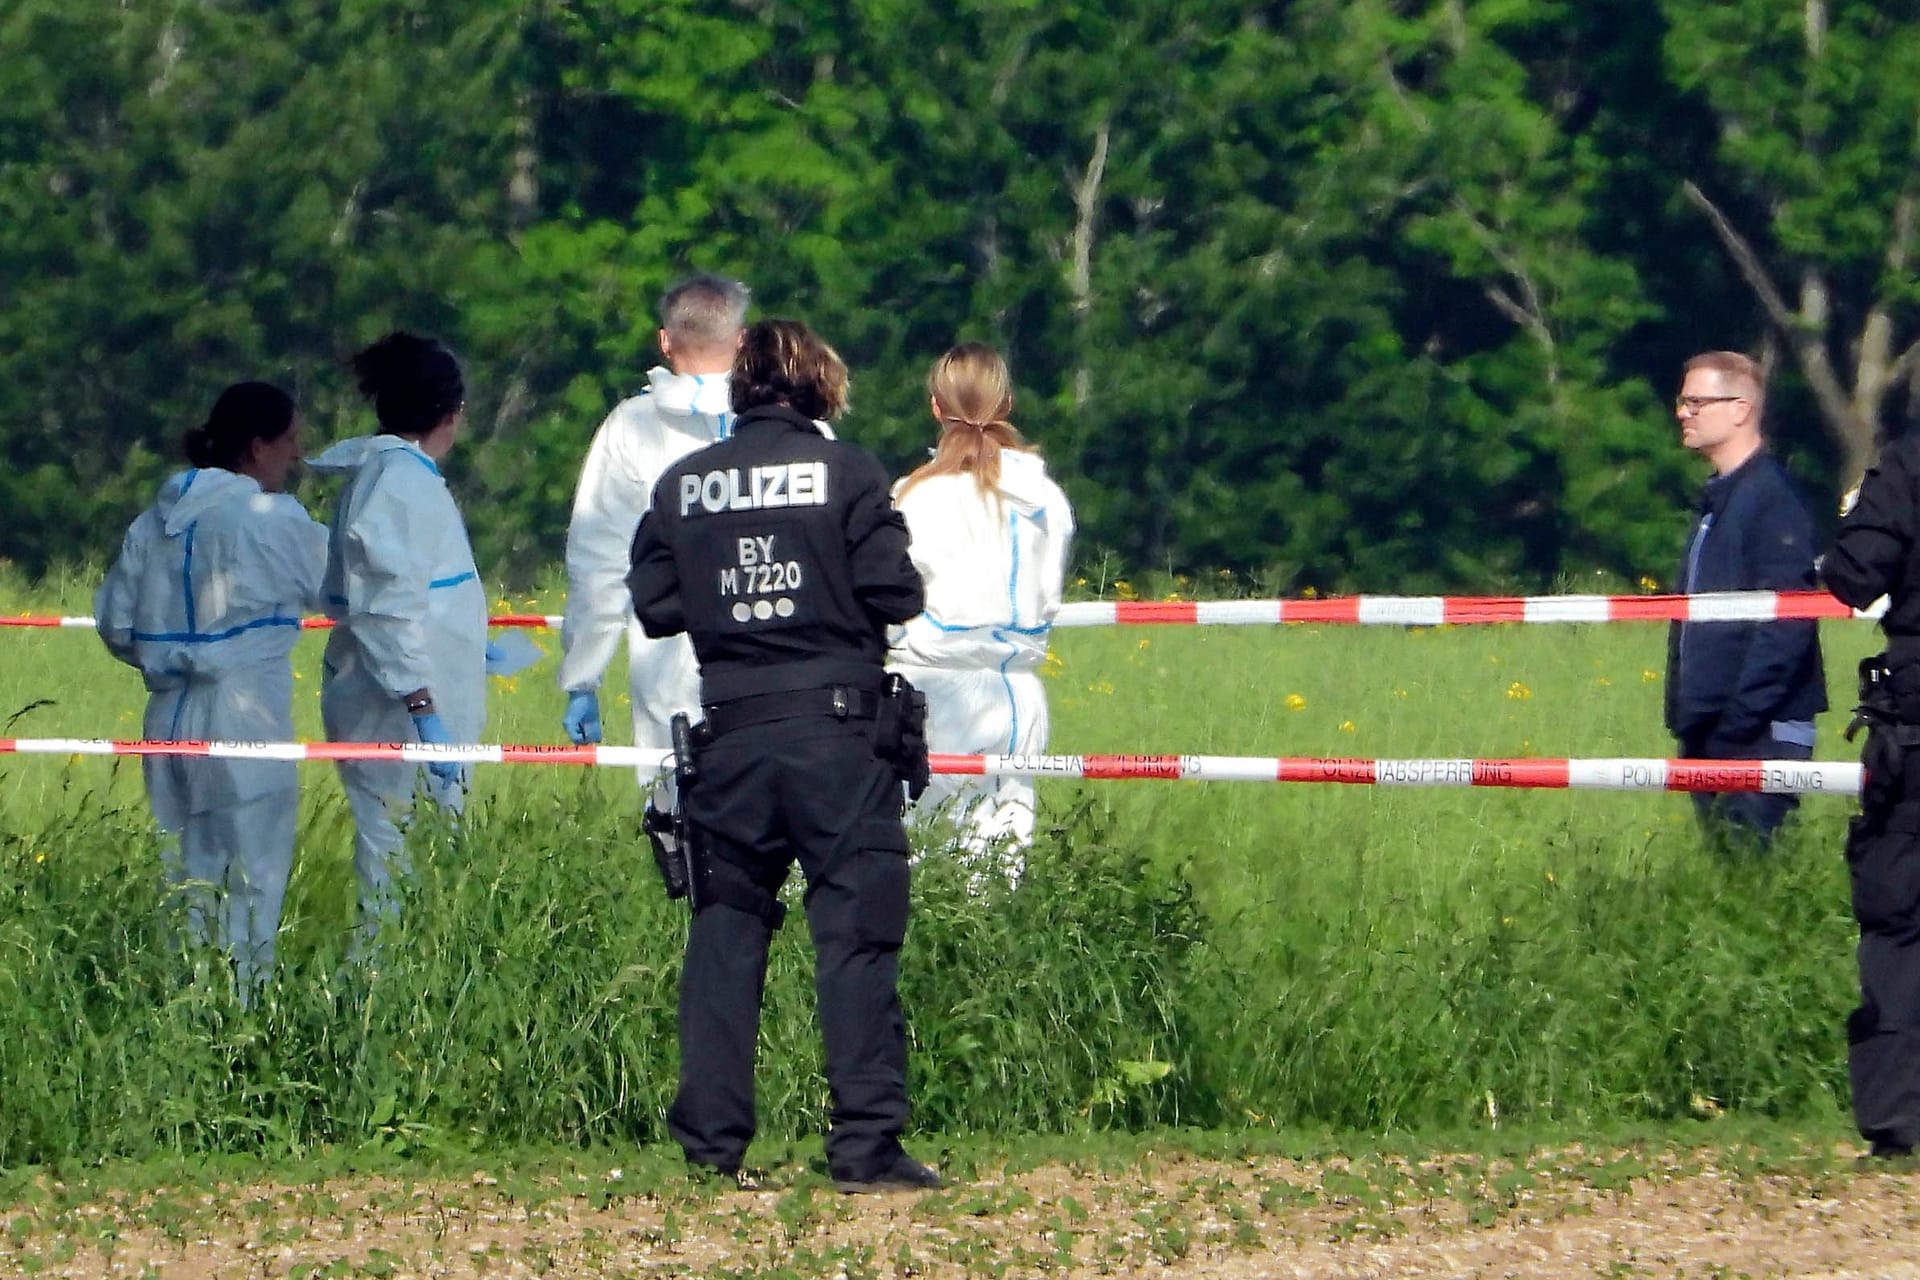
[
  {"xmin": 626, "ymin": 404, "xmax": 925, "ymax": 704},
  {"xmin": 1663, "ymin": 449, "xmax": 1827, "ymax": 740},
  {"xmin": 1825, "ymin": 433, "xmax": 1920, "ymax": 666}
]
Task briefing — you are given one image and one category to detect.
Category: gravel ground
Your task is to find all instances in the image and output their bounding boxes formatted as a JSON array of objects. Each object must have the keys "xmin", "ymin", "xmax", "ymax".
[{"xmin": 9, "ymin": 1142, "xmax": 1920, "ymax": 1278}]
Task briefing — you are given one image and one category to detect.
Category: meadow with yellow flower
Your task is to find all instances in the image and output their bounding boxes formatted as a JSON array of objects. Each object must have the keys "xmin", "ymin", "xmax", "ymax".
[{"xmin": 0, "ymin": 564, "xmax": 1885, "ymax": 1174}]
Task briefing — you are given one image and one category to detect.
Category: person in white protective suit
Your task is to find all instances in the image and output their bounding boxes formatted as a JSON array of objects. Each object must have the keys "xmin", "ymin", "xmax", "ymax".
[
  {"xmin": 557, "ymin": 274, "xmax": 750, "ymax": 766},
  {"xmin": 308, "ymin": 332, "xmax": 485, "ymax": 932},
  {"xmin": 96, "ymin": 382, "xmax": 328, "ymax": 997},
  {"xmin": 889, "ymin": 343, "xmax": 1075, "ymax": 880}
]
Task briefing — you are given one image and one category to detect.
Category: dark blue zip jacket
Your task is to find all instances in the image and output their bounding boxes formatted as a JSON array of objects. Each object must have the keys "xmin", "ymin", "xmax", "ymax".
[{"xmin": 1663, "ymin": 450, "xmax": 1827, "ymax": 741}]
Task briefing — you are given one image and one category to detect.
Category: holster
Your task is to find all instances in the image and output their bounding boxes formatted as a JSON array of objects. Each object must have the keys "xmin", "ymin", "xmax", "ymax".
[
  {"xmin": 1849, "ymin": 653, "xmax": 1920, "ymax": 814},
  {"xmin": 642, "ymin": 713, "xmax": 704, "ymax": 909},
  {"xmin": 875, "ymin": 672, "xmax": 932, "ymax": 801},
  {"xmin": 649, "ymin": 711, "xmax": 789, "ymax": 930}
]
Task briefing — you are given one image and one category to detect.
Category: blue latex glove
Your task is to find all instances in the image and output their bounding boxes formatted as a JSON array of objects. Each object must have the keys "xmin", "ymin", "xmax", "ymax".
[
  {"xmin": 410, "ymin": 712, "xmax": 462, "ymax": 786},
  {"xmin": 562, "ymin": 689, "xmax": 603, "ymax": 745}
]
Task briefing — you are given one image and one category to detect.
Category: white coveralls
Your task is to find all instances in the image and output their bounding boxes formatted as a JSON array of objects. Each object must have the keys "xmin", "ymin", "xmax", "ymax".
[
  {"xmin": 889, "ymin": 449, "xmax": 1075, "ymax": 871},
  {"xmin": 558, "ymin": 368, "xmax": 734, "ymax": 764},
  {"xmin": 95, "ymin": 467, "xmax": 328, "ymax": 991},
  {"xmin": 308, "ymin": 435, "xmax": 487, "ymax": 923}
]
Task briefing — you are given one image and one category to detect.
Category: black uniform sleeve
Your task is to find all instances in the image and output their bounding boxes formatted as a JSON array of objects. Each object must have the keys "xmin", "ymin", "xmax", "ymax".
[
  {"xmin": 626, "ymin": 507, "xmax": 687, "ymax": 638},
  {"xmin": 1824, "ymin": 446, "xmax": 1918, "ymax": 609},
  {"xmin": 1722, "ymin": 479, "xmax": 1820, "ymax": 738},
  {"xmin": 842, "ymin": 449, "xmax": 924, "ymax": 625}
]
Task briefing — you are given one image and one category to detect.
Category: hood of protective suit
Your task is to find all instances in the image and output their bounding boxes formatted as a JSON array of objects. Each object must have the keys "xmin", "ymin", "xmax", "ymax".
[
  {"xmin": 645, "ymin": 366, "xmax": 733, "ymax": 420},
  {"xmin": 995, "ymin": 449, "xmax": 1058, "ymax": 516},
  {"xmin": 305, "ymin": 433, "xmax": 438, "ymax": 477},
  {"xmin": 154, "ymin": 467, "xmax": 266, "ymax": 537}
]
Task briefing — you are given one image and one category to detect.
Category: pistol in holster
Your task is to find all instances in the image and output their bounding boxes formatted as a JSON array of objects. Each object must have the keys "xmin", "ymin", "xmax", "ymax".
[
  {"xmin": 1849, "ymin": 653, "xmax": 1920, "ymax": 814},
  {"xmin": 875, "ymin": 673, "xmax": 932, "ymax": 801},
  {"xmin": 642, "ymin": 712, "xmax": 705, "ymax": 909}
]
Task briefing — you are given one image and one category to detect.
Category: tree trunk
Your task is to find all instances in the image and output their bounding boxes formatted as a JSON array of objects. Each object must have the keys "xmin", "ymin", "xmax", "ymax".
[{"xmin": 1067, "ymin": 121, "xmax": 1110, "ymax": 411}]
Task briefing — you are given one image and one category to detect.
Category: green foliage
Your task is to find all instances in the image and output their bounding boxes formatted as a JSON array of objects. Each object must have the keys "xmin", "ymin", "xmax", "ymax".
[{"xmin": 2, "ymin": 1, "xmax": 1911, "ymax": 582}]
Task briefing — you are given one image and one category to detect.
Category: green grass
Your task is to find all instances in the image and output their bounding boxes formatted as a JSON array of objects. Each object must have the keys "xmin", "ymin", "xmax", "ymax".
[{"xmin": 0, "ymin": 562, "xmax": 1880, "ymax": 1167}]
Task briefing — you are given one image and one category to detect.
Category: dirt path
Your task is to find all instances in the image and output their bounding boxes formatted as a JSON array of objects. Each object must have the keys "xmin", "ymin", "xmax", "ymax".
[{"xmin": 9, "ymin": 1143, "xmax": 1920, "ymax": 1278}]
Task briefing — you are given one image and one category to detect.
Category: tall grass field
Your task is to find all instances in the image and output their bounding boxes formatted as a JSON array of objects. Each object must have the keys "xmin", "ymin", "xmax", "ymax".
[{"xmin": 0, "ymin": 565, "xmax": 1879, "ymax": 1168}]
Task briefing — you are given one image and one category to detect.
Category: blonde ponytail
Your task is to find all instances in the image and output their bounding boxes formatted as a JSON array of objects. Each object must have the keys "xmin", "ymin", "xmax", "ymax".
[{"xmin": 897, "ymin": 343, "xmax": 1033, "ymax": 500}]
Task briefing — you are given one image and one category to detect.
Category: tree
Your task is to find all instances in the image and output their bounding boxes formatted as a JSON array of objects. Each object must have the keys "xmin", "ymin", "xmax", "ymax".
[{"xmin": 1664, "ymin": 0, "xmax": 1920, "ymax": 488}]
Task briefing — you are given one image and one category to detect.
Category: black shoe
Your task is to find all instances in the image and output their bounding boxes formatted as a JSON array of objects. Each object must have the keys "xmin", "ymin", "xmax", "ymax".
[
  {"xmin": 1869, "ymin": 1140, "xmax": 1915, "ymax": 1161},
  {"xmin": 835, "ymin": 1152, "xmax": 943, "ymax": 1194}
]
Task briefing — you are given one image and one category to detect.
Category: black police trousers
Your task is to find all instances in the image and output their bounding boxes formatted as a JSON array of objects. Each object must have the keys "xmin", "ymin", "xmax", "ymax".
[
  {"xmin": 1846, "ymin": 789, "xmax": 1920, "ymax": 1150},
  {"xmin": 666, "ymin": 713, "xmax": 914, "ymax": 1181}
]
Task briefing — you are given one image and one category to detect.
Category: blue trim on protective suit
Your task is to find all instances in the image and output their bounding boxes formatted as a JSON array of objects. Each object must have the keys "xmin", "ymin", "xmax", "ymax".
[
  {"xmin": 134, "ymin": 615, "xmax": 302, "ymax": 644},
  {"xmin": 429, "ymin": 570, "xmax": 477, "ymax": 590},
  {"xmin": 992, "ymin": 629, "xmax": 1020, "ymax": 752},
  {"xmin": 693, "ymin": 375, "xmax": 733, "ymax": 440},
  {"xmin": 401, "ymin": 449, "xmax": 442, "ymax": 477},
  {"xmin": 182, "ymin": 522, "xmax": 199, "ymax": 636}
]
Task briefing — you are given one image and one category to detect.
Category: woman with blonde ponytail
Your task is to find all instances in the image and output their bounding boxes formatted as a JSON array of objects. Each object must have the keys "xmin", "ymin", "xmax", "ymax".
[{"xmin": 890, "ymin": 343, "xmax": 1075, "ymax": 878}]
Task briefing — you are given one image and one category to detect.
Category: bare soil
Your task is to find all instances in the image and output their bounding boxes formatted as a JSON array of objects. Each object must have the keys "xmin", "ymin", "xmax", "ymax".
[{"xmin": 10, "ymin": 1142, "xmax": 1920, "ymax": 1279}]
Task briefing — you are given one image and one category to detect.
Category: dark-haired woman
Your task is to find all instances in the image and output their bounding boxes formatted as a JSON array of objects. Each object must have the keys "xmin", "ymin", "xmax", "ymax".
[
  {"xmin": 309, "ymin": 332, "xmax": 486, "ymax": 932},
  {"xmin": 889, "ymin": 343, "xmax": 1073, "ymax": 879},
  {"xmin": 626, "ymin": 318, "xmax": 940, "ymax": 1192},
  {"xmin": 96, "ymin": 382, "xmax": 328, "ymax": 998}
]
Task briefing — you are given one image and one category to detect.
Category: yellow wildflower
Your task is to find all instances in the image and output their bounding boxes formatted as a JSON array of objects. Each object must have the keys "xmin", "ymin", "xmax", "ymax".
[
  {"xmin": 1641, "ymin": 669, "xmax": 1660, "ymax": 683},
  {"xmin": 1301, "ymin": 586, "xmax": 1318, "ymax": 599},
  {"xmin": 1339, "ymin": 720, "xmax": 1356, "ymax": 733},
  {"xmin": 1506, "ymin": 681, "xmax": 1531, "ymax": 700},
  {"xmin": 1597, "ymin": 676, "xmax": 1612, "ymax": 687},
  {"xmin": 1114, "ymin": 579, "xmax": 1138, "ymax": 602},
  {"xmin": 1136, "ymin": 638, "xmax": 1150, "ymax": 650},
  {"xmin": 1087, "ymin": 680, "xmax": 1115, "ymax": 695},
  {"xmin": 1285, "ymin": 694, "xmax": 1307, "ymax": 710},
  {"xmin": 1639, "ymin": 575, "xmax": 1659, "ymax": 592}
]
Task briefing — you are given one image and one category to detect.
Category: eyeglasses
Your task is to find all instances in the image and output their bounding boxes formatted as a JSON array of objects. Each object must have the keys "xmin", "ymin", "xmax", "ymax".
[{"xmin": 1675, "ymin": 394, "xmax": 1743, "ymax": 413}]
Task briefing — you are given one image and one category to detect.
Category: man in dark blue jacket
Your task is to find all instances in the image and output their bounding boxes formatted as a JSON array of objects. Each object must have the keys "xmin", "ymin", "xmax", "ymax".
[{"xmin": 1664, "ymin": 350, "xmax": 1827, "ymax": 845}]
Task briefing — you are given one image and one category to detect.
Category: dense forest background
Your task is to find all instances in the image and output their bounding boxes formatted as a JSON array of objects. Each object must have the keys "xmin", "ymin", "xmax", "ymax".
[{"xmin": 3, "ymin": 0, "xmax": 1917, "ymax": 591}]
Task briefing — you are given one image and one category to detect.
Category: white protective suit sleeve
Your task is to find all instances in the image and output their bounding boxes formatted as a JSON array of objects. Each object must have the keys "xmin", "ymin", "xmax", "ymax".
[
  {"xmin": 338, "ymin": 461, "xmax": 440, "ymax": 697},
  {"xmin": 558, "ymin": 404, "xmax": 654, "ymax": 694},
  {"xmin": 556, "ymin": 370, "xmax": 735, "ymax": 736},
  {"xmin": 95, "ymin": 512, "xmax": 158, "ymax": 670}
]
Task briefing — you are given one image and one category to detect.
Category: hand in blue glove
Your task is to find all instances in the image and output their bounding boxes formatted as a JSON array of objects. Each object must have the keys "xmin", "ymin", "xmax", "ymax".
[
  {"xmin": 562, "ymin": 689, "xmax": 603, "ymax": 745},
  {"xmin": 410, "ymin": 711, "xmax": 463, "ymax": 786}
]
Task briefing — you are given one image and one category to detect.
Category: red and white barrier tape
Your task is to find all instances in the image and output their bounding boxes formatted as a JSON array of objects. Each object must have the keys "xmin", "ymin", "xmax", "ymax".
[
  {"xmin": 0, "ymin": 591, "xmax": 1882, "ymax": 632},
  {"xmin": 1053, "ymin": 591, "xmax": 1879, "ymax": 627},
  {"xmin": 0, "ymin": 614, "xmax": 568, "ymax": 631},
  {"xmin": 0, "ymin": 737, "xmax": 1863, "ymax": 794}
]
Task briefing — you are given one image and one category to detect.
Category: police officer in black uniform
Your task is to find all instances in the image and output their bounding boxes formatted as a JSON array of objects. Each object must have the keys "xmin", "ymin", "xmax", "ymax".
[
  {"xmin": 1824, "ymin": 440, "xmax": 1920, "ymax": 1158},
  {"xmin": 626, "ymin": 317, "xmax": 941, "ymax": 1191}
]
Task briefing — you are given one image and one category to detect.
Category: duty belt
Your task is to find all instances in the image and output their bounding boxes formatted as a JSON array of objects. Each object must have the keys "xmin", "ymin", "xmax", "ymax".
[{"xmin": 700, "ymin": 684, "xmax": 881, "ymax": 739}]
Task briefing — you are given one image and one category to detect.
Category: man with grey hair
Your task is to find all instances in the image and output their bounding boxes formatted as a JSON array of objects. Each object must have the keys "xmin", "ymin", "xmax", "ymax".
[{"xmin": 558, "ymin": 274, "xmax": 750, "ymax": 757}]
